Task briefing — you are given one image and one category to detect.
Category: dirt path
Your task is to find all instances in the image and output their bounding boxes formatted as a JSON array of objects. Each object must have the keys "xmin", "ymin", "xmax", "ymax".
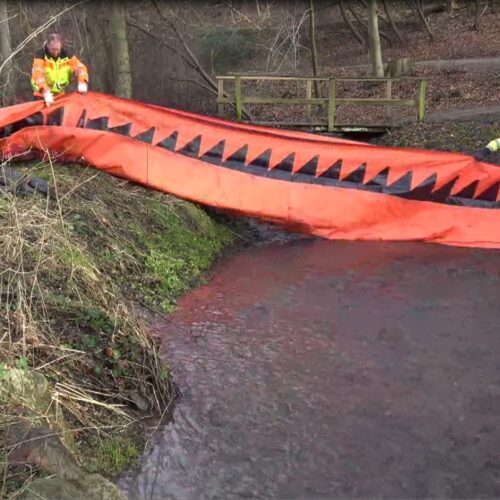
[
  {"xmin": 348, "ymin": 56, "xmax": 500, "ymax": 74},
  {"xmin": 415, "ymin": 56, "xmax": 500, "ymax": 72},
  {"xmin": 424, "ymin": 104, "xmax": 500, "ymax": 123},
  {"xmin": 394, "ymin": 103, "xmax": 500, "ymax": 125}
]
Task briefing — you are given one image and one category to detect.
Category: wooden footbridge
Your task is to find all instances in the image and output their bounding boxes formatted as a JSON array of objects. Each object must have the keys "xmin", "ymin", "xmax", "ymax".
[{"xmin": 216, "ymin": 74, "xmax": 427, "ymax": 135}]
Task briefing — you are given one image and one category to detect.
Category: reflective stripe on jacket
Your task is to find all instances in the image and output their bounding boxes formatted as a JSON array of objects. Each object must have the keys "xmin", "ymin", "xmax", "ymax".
[
  {"xmin": 486, "ymin": 138, "xmax": 500, "ymax": 153},
  {"xmin": 31, "ymin": 46, "xmax": 89, "ymax": 95}
]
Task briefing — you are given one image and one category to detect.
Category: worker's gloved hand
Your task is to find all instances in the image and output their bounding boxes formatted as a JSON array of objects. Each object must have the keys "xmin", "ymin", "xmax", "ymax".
[
  {"xmin": 473, "ymin": 148, "xmax": 491, "ymax": 161},
  {"xmin": 43, "ymin": 90, "xmax": 54, "ymax": 107},
  {"xmin": 77, "ymin": 82, "xmax": 88, "ymax": 94}
]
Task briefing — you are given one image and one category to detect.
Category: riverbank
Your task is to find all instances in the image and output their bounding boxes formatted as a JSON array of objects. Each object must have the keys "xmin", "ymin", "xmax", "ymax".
[
  {"xmin": 0, "ymin": 160, "xmax": 236, "ymax": 498},
  {"xmin": 373, "ymin": 115, "xmax": 500, "ymax": 156}
]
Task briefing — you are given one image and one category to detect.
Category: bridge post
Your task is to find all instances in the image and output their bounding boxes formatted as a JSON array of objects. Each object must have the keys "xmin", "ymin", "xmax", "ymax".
[
  {"xmin": 235, "ymin": 76, "xmax": 242, "ymax": 121},
  {"xmin": 385, "ymin": 79, "xmax": 393, "ymax": 124},
  {"xmin": 327, "ymin": 79, "xmax": 336, "ymax": 132},
  {"xmin": 306, "ymin": 79, "xmax": 312, "ymax": 120},
  {"xmin": 418, "ymin": 79, "xmax": 426, "ymax": 122},
  {"xmin": 217, "ymin": 78, "xmax": 224, "ymax": 116}
]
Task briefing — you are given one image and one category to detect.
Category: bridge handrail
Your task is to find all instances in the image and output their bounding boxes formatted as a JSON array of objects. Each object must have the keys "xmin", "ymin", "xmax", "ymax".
[{"xmin": 216, "ymin": 74, "xmax": 427, "ymax": 131}]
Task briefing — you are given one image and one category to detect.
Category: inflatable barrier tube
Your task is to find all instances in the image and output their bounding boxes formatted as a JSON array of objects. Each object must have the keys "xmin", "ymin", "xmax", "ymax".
[{"xmin": 0, "ymin": 92, "xmax": 499, "ymax": 248}]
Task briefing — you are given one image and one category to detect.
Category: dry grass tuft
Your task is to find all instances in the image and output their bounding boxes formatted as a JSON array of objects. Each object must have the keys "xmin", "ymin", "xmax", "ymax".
[{"xmin": 0, "ymin": 156, "xmax": 224, "ymax": 493}]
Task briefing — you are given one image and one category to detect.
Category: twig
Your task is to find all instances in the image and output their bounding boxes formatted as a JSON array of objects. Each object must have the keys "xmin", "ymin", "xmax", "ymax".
[
  {"xmin": 0, "ymin": 12, "xmax": 18, "ymax": 25},
  {"xmin": 133, "ymin": 9, "xmax": 254, "ymax": 119},
  {"xmin": 225, "ymin": 1, "xmax": 263, "ymax": 30},
  {"xmin": 381, "ymin": 0, "xmax": 404, "ymax": 43},
  {"xmin": 339, "ymin": 0, "xmax": 366, "ymax": 46},
  {"xmin": 0, "ymin": 1, "xmax": 90, "ymax": 76}
]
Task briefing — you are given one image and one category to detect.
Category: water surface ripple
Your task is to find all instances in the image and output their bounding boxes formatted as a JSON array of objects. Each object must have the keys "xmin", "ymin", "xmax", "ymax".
[{"xmin": 119, "ymin": 240, "xmax": 500, "ymax": 499}]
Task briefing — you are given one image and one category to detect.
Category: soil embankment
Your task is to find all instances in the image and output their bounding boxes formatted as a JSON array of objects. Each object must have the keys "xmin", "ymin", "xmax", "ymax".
[{"xmin": 0, "ymin": 161, "xmax": 236, "ymax": 498}]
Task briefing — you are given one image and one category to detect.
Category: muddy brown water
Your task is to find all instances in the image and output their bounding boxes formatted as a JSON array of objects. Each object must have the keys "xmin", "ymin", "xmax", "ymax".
[{"xmin": 119, "ymin": 240, "xmax": 500, "ymax": 499}]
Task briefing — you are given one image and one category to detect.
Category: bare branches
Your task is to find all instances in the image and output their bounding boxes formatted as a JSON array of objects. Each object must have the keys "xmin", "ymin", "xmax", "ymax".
[
  {"xmin": 0, "ymin": 0, "xmax": 90, "ymax": 77},
  {"xmin": 142, "ymin": 2, "xmax": 254, "ymax": 118},
  {"xmin": 264, "ymin": 5, "xmax": 309, "ymax": 74},
  {"xmin": 348, "ymin": 1, "xmax": 393, "ymax": 45},
  {"xmin": 150, "ymin": 0, "xmax": 217, "ymax": 92},
  {"xmin": 127, "ymin": 19, "xmax": 220, "ymax": 96},
  {"xmin": 225, "ymin": 1, "xmax": 263, "ymax": 31},
  {"xmin": 127, "ymin": 19, "xmax": 194, "ymax": 70},
  {"xmin": 381, "ymin": 0, "xmax": 404, "ymax": 43},
  {"xmin": 339, "ymin": 0, "xmax": 367, "ymax": 46},
  {"xmin": 406, "ymin": 0, "xmax": 434, "ymax": 41}
]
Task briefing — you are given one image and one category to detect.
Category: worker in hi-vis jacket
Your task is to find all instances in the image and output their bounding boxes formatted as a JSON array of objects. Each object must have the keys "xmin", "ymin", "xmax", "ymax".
[
  {"xmin": 474, "ymin": 137, "xmax": 500, "ymax": 162},
  {"xmin": 31, "ymin": 33, "xmax": 89, "ymax": 107}
]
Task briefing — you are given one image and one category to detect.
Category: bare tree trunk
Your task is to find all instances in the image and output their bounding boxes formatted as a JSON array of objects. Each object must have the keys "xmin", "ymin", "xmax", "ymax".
[
  {"xmin": 0, "ymin": 0, "xmax": 15, "ymax": 104},
  {"xmin": 348, "ymin": 1, "xmax": 393, "ymax": 45},
  {"xmin": 308, "ymin": 0, "xmax": 320, "ymax": 97},
  {"xmin": 110, "ymin": 0, "xmax": 132, "ymax": 98},
  {"xmin": 83, "ymin": 3, "xmax": 113, "ymax": 93},
  {"xmin": 368, "ymin": 0, "xmax": 384, "ymax": 77}
]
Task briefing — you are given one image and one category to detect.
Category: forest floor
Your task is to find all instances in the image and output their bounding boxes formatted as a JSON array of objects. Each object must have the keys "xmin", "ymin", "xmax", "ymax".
[{"xmin": 228, "ymin": 5, "xmax": 500, "ymax": 130}]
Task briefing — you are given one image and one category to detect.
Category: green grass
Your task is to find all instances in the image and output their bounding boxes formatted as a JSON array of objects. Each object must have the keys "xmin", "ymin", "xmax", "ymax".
[
  {"xmin": 137, "ymin": 200, "xmax": 233, "ymax": 312},
  {"xmin": 86, "ymin": 435, "xmax": 141, "ymax": 477},
  {"xmin": 0, "ymin": 160, "xmax": 237, "ymax": 493}
]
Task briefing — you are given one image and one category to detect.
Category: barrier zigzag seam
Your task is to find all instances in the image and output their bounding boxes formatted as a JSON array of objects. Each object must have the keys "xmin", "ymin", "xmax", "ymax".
[{"xmin": 0, "ymin": 108, "xmax": 498, "ymax": 209}]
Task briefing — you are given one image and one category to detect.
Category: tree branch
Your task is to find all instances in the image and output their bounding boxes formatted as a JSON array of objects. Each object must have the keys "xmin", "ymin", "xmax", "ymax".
[
  {"xmin": 0, "ymin": 0, "xmax": 89, "ymax": 76},
  {"xmin": 407, "ymin": 0, "xmax": 434, "ymax": 40},
  {"xmin": 339, "ymin": 0, "xmax": 366, "ymax": 46},
  {"xmin": 150, "ymin": 0, "xmax": 215, "ymax": 90},
  {"xmin": 128, "ymin": 20, "xmax": 217, "ymax": 96},
  {"xmin": 127, "ymin": 19, "xmax": 195, "ymax": 71},
  {"xmin": 149, "ymin": 0, "xmax": 253, "ymax": 120},
  {"xmin": 381, "ymin": 0, "xmax": 404, "ymax": 43}
]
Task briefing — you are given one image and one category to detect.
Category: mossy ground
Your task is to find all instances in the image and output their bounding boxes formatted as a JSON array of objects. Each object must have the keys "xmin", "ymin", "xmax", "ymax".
[
  {"xmin": 0, "ymin": 160, "xmax": 236, "ymax": 495},
  {"xmin": 85, "ymin": 434, "xmax": 141, "ymax": 477}
]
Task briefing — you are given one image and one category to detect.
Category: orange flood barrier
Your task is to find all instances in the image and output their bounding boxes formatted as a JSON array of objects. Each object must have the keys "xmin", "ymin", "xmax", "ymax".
[{"xmin": 0, "ymin": 92, "xmax": 499, "ymax": 248}]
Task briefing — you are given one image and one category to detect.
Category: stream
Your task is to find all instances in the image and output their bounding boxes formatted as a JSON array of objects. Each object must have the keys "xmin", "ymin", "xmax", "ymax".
[{"xmin": 119, "ymin": 239, "xmax": 500, "ymax": 499}]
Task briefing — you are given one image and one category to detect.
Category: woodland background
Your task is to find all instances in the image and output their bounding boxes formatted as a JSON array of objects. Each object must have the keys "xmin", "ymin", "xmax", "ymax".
[{"xmin": 1, "ymin": 0, "xmax": 499, "ymax": 123}]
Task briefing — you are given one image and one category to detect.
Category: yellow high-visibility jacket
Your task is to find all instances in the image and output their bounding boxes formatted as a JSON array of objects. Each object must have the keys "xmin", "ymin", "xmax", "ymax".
[
  {"xmin": 31, "ymin": 45, "xmax": 89, "ymax": 95},
  {"xmin": 486, "ymin": 138, "xmax": 500, "ymax": 153}
]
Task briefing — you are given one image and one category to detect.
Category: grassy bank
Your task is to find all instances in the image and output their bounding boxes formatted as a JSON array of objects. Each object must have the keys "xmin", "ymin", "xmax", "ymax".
[{"xmin": 0, "ymin": 160, "xmax": 235, "ymax": 496}]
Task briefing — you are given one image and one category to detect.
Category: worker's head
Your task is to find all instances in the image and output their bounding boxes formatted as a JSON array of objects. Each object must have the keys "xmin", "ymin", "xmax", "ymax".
[{"xmin": 46, "ymin": 33, "xmax": 63, "ymax": 58}]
